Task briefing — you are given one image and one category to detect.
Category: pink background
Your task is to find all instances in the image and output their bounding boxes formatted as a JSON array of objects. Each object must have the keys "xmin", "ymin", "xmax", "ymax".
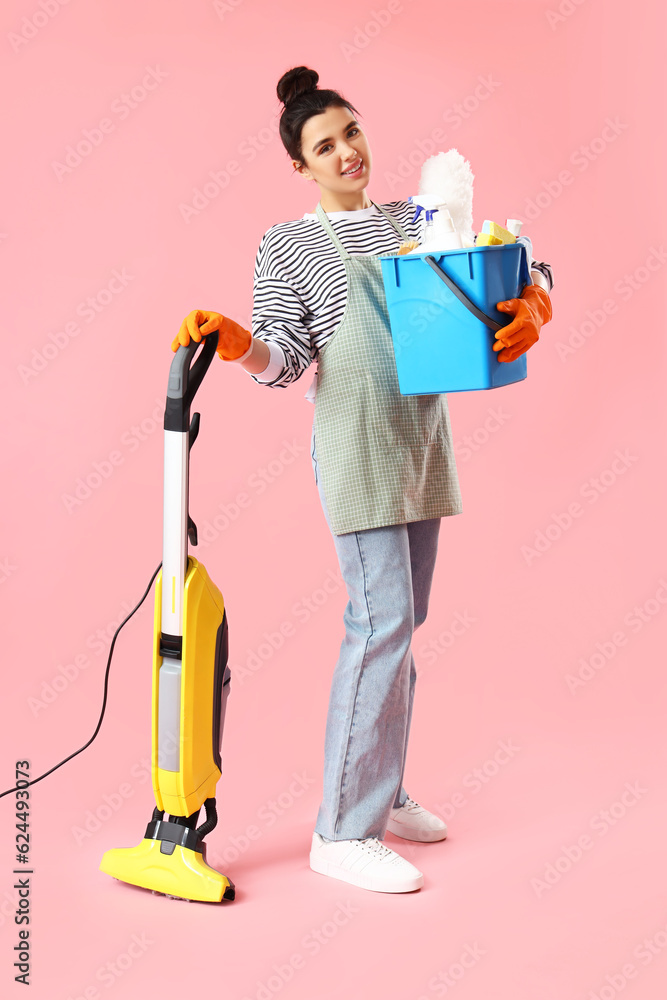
[{"xmin": 2, "ymin": 0, "xmax": 666, "ymax": 997}]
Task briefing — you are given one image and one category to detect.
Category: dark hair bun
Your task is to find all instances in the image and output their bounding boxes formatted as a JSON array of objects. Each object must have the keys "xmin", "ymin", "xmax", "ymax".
[{"xmin": 277, "ymin": 66, "xmax": 319, "ymax": 107}]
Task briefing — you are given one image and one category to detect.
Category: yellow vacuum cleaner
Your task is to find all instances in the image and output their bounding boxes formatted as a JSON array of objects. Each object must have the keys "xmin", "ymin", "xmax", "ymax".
[{"xmin": 100, "ymin": 331, "xmax": 235, "ymax": 902}]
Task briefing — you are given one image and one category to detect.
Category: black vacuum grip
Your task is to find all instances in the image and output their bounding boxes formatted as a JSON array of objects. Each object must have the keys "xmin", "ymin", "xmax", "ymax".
[{"xmin": 164, "ymin": 329, "xmax": 220, "ymax": 432}]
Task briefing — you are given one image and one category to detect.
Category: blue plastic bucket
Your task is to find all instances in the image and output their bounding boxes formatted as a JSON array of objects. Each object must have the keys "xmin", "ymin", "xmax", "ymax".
[{"xmin": 379, "ymin": 243, "xmax": 530, "ymax": 394}]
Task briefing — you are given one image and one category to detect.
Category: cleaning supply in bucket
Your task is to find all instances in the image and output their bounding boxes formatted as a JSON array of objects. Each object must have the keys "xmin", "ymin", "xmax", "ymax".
[
  {"xmin": 405, "ymin": 205, "xmax": 463, "ymax": 254},
  {"xmin": 408, "ymin": 193, "xmax": 444, "ymax": 222},
  {"xmin": 505, "ymin": 219, "xmax": 523, "ymax": 238},
  {"xmin": 422, "ymin": 208, "xmax": 438, "ymax": 245},
  {"xmin": 397, "ymin": 239, "xmax": 421, "ymax": 255},
  {"xmin": 403, "ymin": 195, "xmax": 459, "ymax": 253},
  {"xmin": 418, "ymin": 149, "xmax": 475, "ymax": 246},
  {"xmin": 476, "ymin": 220, "xmax": 517, "ymax": 246}
]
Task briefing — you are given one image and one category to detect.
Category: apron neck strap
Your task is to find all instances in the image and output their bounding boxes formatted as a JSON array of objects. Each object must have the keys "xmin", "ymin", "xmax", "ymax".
[{"xmin": 315, "ymin": 200, "xmax": 410, "ymax": 260}]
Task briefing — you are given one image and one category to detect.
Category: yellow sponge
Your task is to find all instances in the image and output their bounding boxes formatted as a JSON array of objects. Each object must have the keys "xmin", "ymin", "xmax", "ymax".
[
  {"xmin": 476, "ymin": 232, "xmax": 504, "ymax": 246},
  {"xmin": 479, "ymin": 221, "xmax": 516, "ymax": 245},
  {"xmin": 488, "ymin": 221, "xmax": 516, "ymax": 243}
]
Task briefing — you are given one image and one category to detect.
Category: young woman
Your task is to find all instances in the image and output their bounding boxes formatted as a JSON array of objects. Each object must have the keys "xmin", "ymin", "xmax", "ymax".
[{"xmin": 172, "ymin": 66, "xmax": 554, "ymax": 894}]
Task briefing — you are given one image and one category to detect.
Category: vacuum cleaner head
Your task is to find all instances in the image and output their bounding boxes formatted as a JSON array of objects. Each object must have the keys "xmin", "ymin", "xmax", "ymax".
[{"xmin": 100, "ymin": 818, "xmax": 235, "ymax": 903}]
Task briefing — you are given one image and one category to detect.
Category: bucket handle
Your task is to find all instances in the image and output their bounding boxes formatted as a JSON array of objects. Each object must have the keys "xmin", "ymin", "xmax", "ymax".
[{"xmin": 424, "ymin": 255, "xmax": 505, "ymax": 333}]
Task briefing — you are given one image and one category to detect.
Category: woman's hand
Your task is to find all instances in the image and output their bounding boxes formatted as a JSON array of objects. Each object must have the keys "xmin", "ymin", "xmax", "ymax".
[
  {"xmin": 172, "ymin": 309, "xmax": 253, "ymax": 362},
  {"xmin": 492, "ymin": 285, "xmax": 553, "ymax": 363}
]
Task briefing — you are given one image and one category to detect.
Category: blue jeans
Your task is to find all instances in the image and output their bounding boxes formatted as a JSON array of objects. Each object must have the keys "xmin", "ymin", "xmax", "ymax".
[{"xmin": 311, "ymin": 425, "xmax": 441, "ymax": 841}]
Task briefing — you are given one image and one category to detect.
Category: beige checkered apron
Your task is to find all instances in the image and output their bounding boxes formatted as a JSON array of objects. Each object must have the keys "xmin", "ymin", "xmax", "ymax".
[{"xmin": 313, "ymin": 199, "xmax": 462, "ymax": 535}]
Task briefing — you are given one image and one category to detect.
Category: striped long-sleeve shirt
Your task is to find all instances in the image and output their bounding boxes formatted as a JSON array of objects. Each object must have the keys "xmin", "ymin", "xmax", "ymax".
[{"xmin": 248, "ymin": 200, "xmax": 554, "ymax": 398}]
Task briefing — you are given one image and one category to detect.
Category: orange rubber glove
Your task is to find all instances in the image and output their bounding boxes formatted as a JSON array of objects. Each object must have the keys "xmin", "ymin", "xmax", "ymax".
[
  {"xmin": 171, "ymin": 309, "xmax": 253, "ymax": 362},
  {"xmin": 492, "ymin": 284, "xmax": 553, "ymax": 363}
]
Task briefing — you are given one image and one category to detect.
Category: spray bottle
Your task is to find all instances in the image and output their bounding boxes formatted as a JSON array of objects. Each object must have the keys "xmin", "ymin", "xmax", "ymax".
[
  {"xmin": 408, "ymin": 193, "xmax": 444, "ymax": 223},
  {"xmin": 406, "ymin": 204, "xmax": 463, "ymax": 254}
]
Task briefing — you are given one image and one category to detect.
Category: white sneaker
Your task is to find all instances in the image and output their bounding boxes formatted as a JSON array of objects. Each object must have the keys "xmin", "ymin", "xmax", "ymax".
[
  {"xmin": 386, "ymin": 796, "xmax": 448, "ymax": 843},
  {"xmin": 310, "ymin": 833, "xmax": 424, "ymax": 893}
]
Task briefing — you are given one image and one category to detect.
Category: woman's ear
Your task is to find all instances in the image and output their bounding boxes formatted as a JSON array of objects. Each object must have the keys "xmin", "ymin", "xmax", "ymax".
[{"xmin": 293, "ymin": 159, "xmax": 312, "ymax": 180}]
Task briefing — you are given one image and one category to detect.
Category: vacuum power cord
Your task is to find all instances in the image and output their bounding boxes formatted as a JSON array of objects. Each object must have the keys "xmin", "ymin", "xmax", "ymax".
[{"xmin": 0, "ymin": 562, "xmax": 162, "ymax": 800}]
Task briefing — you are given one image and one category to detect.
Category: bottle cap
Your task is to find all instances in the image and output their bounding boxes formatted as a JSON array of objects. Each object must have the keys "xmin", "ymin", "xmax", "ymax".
[
  {"xmin": 409, "ymin": 193, "xmax": 445, "ymax": 223},
  {"xmin": 506, "ymin": 219, "xmax": 523, "ymax": 237}
]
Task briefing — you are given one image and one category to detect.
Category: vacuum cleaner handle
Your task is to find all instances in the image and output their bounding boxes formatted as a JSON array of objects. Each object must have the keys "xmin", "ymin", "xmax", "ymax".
[
  {"xmin": 164, "ymin": 330, "xmax": 220, "ymax": 432},
  {"xmin": 160, "ymin": 329, "xmax": 219, "ymax": 644}
]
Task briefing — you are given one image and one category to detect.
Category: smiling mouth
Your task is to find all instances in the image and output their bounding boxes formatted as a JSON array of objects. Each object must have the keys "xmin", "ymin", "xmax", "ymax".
[{"xmin": 341, "ymin": 159, "xmax": 363, "ymax": 177}]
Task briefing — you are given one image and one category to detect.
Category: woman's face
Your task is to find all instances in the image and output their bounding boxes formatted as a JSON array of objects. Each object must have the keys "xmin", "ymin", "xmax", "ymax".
[{"xmin": 294, "ymin": 104, "xmax": 372, "ymax": 199}]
